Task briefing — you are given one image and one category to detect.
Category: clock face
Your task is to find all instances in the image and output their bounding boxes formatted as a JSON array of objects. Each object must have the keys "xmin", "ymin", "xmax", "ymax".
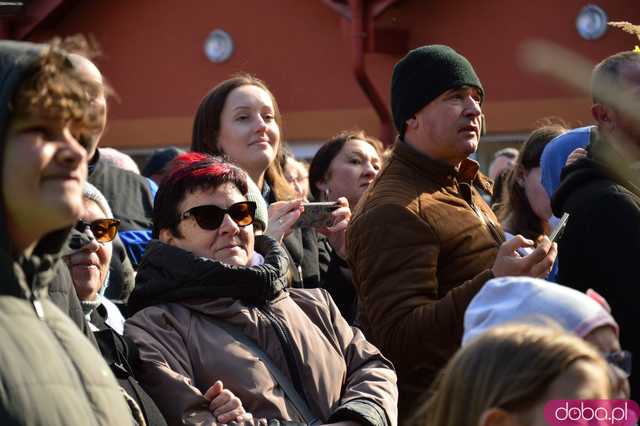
[
  {"xmin": 576, "ymin": 4, "xmax": 608, "ymax": 40},
  {"xmin": 204, "ymin": 30, "xmax": 234, "ymax": 63}
]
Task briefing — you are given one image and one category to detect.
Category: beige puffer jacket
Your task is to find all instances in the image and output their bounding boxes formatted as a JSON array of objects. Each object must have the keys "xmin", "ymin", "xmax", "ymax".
[{"xmin": 125, "ymin": 237, "xmax": 398, "ymax": 426}]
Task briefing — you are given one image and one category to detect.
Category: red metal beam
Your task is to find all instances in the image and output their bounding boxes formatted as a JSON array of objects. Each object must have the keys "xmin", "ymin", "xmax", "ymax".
[
  {"xmin": 321, "ymin": 0, "xmax": 351, "ymax": 20},
  {"xmin": 11, "ymin": 0, "xmax": 67, "ymax": 40},
  {"xmin": 370, "ymin": 0, "xmax": 399, "ymax": 18},
  {"xmin": 324, "ymin": 0, "xmax": 403, "ymax": 145},
  {"xmin": 348, "ymin": 0, "xmax": 394, "ymax": 145}
]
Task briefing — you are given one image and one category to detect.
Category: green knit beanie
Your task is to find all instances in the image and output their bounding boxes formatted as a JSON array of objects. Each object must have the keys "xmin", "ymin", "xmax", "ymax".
[
  {"xmin": 391, "ymin": 44, "xmax": 484, "ymax": 137},
  {"xmin": 245, "ymin": 176, "xmax": 269, "ymax": 232}
]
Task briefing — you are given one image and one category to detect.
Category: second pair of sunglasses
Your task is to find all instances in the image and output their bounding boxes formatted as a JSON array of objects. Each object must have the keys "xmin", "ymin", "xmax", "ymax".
[
  {"xmin": 75, "ymin": 218, "xmax": 121, "ymax": 243},
  {"xmin": 180, "ymin": 201, "xmax": 256, "ymax": 230}
]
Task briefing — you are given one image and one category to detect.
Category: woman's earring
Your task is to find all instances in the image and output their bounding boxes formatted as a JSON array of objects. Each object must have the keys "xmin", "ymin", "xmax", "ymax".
[{"xmin": 323, "ymin": 188, "xmax": 329, "ymax": 201}]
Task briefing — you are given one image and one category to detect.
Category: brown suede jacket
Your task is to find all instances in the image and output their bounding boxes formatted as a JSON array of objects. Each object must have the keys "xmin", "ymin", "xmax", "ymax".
[
  {"xmin": 347, "ymin": 141, "xmax": 504, "ymax": 419},
  {"xmin": 125, "ymin": 237, "xmax": 398, "ymax": 426}
]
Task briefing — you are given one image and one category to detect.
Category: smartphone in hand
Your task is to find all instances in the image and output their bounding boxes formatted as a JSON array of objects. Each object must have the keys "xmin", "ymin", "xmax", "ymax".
[
  {"xmin": 514, "ymin": 213, "xmax": 570, "ymax": 257},
  {"xmin": 295, "ymin": 202, "xmax": 340, "ymax": 228},
  {"xmin": 549, "ymin": 213, "xmax": 570, "ymax": 244}
]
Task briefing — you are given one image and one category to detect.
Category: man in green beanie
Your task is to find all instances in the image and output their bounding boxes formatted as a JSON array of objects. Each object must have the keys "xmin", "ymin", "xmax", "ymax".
[{"xmin": 347, "ymin": 44, "xmax": 558, "ymax": 421}]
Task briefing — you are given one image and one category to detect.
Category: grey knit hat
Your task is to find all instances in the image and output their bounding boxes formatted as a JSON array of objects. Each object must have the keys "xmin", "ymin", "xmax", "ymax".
[
  {"xmin": 391, "ymin": 44, "xmax": 484, "ymax": 137},
  {"xmin": 82, "ymin": 182, "xmax": 113, "ymax": 219},
  {"xmin": 245, "ymin": 176, "xmax": 269, "ymax": 232}
]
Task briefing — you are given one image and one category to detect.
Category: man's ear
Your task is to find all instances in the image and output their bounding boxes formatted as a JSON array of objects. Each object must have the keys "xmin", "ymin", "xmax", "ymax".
[
  {"xmin": 406, "ymin": 115, "xmax": 419, "ymax": 131},
  {"xmin": 159, "ymin": 228, "xmax": 175, "ymax": 245},
  {"xmin": 592, "ymin": 103, "xmax": 615, "ymax": 132},
  {"xmin": 478, "ymin": 408, "xmax": 517, "ymax": 426}
]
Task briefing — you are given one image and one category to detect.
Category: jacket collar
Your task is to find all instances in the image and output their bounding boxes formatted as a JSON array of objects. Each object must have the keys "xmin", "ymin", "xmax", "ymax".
[
  {"xmin": 128, "ymin": 235, "xmax": 291, "ymax": 315},
  {"xmin": 394, "ymin": 139, "xmax": 493, "ymax": 193}
]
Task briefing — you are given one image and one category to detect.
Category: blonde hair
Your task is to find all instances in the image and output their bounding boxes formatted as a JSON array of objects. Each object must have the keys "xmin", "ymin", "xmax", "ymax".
[{"xmin": 413, "ymin": 324, "xmax": 608, "ymax": 426}]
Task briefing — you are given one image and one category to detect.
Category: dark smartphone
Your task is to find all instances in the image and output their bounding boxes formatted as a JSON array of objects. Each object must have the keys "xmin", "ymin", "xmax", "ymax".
[
  {"xmin": 516, "ymin": 212, "xmax": 570, "ymax": 257},
  {"xmin": 549, "ymin": 212, "xmax": 570, "ymax": 244},
  {"xmin": 295, "ymin": 202, "xmax": 340, "ymax": 228}
]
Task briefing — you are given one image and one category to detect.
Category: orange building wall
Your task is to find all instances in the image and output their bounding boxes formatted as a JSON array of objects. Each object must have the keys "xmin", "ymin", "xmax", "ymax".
[{"xmin": 28, "ymin": 0, "xmax": 640, "ymax": 149}]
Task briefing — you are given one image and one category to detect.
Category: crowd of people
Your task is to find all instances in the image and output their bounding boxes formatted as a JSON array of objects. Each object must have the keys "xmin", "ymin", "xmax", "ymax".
[{"xmin": 1, "ymin": 22, "xmax": 639, "ymax": 426}]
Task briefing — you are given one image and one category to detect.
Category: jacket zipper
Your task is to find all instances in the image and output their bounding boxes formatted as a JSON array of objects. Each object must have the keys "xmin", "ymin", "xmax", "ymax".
[
  {"xmin": 460, "ymin": 182, "xmax": 504, "ymax": 245},
  {"xmin": 297, "ymin": 265, "xmax": 303, "ymax": 286},
  {"xmin": 23, "ymin": 263, "xmax": 47, "ymax": 321},
  {"xmin": 31, "ymin": 294, "xmax": 45, "ymax": 319},
  {"xmin": 26, "ymin": 264, "xmax": 97, "ymax": 419},
  {"xmin": 257, "ymin": 305, "xmax": 309, "ymax": 409}
]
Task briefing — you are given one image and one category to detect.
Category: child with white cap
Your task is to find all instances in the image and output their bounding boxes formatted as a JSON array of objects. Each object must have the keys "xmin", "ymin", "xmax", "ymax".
[{"xmin": 463, "ymin": 277, "xmax": 630, "ymax": 398}]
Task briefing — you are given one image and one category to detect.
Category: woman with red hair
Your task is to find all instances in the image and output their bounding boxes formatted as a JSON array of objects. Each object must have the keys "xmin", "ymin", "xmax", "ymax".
[{"xmin": 124, "ymin": 153, "xmax": 398, "ymax": 426}]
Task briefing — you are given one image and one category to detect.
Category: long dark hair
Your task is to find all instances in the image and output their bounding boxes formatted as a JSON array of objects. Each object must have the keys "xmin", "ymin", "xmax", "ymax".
[
  {"xmin": 497, "ymin": 122, "xmax": 567, "ymax": 239},
  {"xmin": 191, "ymin": 73, "xmax": 294, "ymax": 201}
]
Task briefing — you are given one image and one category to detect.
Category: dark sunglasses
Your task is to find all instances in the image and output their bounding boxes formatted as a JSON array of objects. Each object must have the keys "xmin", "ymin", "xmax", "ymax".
[
  {"xmin": 75, "ymin": 218, "xmax": 120, "ymax": 243},
  {"xmin": 179, "ymin": 201, "xmax": 256, "ymax": 230},
  {"xmin": 606, "ymin": 350, "xmax": 632, "ymax": 379}
]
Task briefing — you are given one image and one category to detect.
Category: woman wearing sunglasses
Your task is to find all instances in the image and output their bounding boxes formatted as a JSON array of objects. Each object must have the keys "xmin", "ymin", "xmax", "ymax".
[
  {"xmin": 64, "ymin": 182, "xmax": 125, "ymax": 334},
  {"xmin": 125, "ymin": 153, "xmax": 398, "ymax": 426},
  {"xmin": 63, "ymin": 183, "xmax": 169, "ymax": 425},
  {"xmin": 191, "ymin": 74, "xmax": 351, "ymax": 289},
  {"xmin": 66, "ymin": 182, "xmax": 249, "ymax": 426}
]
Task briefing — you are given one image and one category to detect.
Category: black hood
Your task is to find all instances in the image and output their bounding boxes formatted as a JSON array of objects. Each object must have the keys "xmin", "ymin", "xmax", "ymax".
[
  {"xmin": 127, "ymin": 235, "xmax": 291, "ymax": 315},
  {"xmin": 552, "ymin": 135, "xmax": 640, "ymax": 218},
  {"xmin": 551, "ymin": 157, "xmax": 607, "ymax": 217},
  {"xmin": 0, "ymin": 41, "xmax": 73, "ymax": 298}
]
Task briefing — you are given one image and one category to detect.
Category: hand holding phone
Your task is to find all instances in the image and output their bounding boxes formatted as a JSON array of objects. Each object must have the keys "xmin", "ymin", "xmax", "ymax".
[
  {"xmin": 266, "ymin": 200, "xmax": 304, "ymax": 242},
  {"xmin": 493, "ymin": 234, "xmax": 557, "ymax": 278},
  {"xmin": 514, "ymin": 213, "xmax": 569, "ymax": 257},
  {"xmin": 295, "ymin": 202, "xmax": 340, "ymax": 228}
]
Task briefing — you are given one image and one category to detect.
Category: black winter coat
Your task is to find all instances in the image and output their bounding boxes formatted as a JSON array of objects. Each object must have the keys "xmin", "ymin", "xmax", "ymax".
[
  {"xmin": 282, "ymin": 229, "xmax": 356, "ymax": 323},
  {"xmin": 265, "ymin": 187, "xmax": 356, "ymax": 323},
  {"xmin": 552, "ymin": 133, "xmax": 640, "ymax": 400}
]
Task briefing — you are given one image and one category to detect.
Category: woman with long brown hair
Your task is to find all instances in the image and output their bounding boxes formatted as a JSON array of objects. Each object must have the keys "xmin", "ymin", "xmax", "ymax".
[
  {"xmin": 192, "ymin": 74, "xmax": 351, "ymax": 288},
  {"xmin": 309, "ymin": 130, "xmax": 384, "ymax": 210},
  {"xmin": 497, "ymin": 123, "xmax": 567, "ymax": 240},
  {"xmin": 307, "ymin": 130, "xmax": 384, "ymax": 322}
]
